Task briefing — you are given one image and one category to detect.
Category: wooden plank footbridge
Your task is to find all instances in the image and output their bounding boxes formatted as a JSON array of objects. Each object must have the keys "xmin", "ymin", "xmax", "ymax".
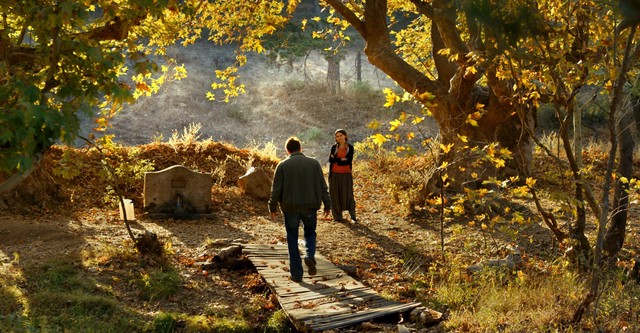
[{"xmin": 242, "ymin": 244, "xmax": 421, "ymax": 332}]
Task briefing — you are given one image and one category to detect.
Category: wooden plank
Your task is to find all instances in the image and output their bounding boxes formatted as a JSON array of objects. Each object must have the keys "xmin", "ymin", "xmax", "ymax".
[
  {"xmin": 309, "ymin": 303, "xmax": 422, "ymax": 331},
  {"xmin": 278, "ymin": 287, "xmax": 376, "ymax": 305},
  {"xmin": 286, "ymin": 297, "xmax": 399, "ymax": 321},
  {"xmin": 243, "ymin": 244, "xmax": 421, "ymax": 332}
]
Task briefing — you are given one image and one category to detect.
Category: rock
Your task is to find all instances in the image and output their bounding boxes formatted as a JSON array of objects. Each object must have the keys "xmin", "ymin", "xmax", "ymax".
[
  {"xmin": 409, "ymin": 307, "xmax": 446, "ymax": 326},
  {"xmin": 359, "ymin": 322, "xmax": 380, "ymax": 331},
  {"xmin": 337, "ymin": 264, "xmax": 358, "ymax": 277},
  {"xmin": 213, "ymin": 245, "xmax": 243, "ymax": 263},
  {"xmin": 135, "ymin": 231, "xmax": 163, "ymax": 256},
  {"xmin": 467, "ymin": 247, "xmax": 523, "ymax": 273},
  {"xmin": 237, "ymin": 167, "xmax": 272, "ymax": 200}
]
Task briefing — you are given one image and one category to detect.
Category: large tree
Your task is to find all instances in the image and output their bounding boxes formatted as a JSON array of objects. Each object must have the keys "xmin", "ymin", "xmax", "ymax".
[
  {"xmin": 317, "ymin": 1, "xmax": 640, "ymax": 317},
  {"xmin": 0, "ymin": 0, "xmax": 293, "ymax": 193},
  {"xmin": 320, "ymin": 0, "xmax": 550, "ymax": 188}
]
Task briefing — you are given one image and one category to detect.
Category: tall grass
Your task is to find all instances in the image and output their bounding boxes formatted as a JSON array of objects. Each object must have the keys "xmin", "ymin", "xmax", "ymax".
[
  {"xmin": 432, "ymin": 267, "xmax": 584, "ymax": 332},
  {"xmin": 353, "ymin": 137, "xmax": 640, "ymax": 332}
]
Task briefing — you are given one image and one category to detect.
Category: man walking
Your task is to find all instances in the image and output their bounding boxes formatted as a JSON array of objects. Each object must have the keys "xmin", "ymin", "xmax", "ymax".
[{"xmin": 269, "ymin": 137, "xmax": 331, "ymax": 282}]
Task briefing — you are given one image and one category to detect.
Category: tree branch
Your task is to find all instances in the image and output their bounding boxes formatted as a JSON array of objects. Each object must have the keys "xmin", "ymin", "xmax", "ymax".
[
  {"xmin": 82, "ymin": 16, "xmax": 134, "ymax": 41},
  {"xmin": 432, "ymin": 0, "xmax": 468, "ymax": 55},
  {"xmin": 429, "ymin": 9, "xmax": 456, "ymax": 89},
  {"xmin": 0, "ymin": 154, "xmax": 42, "ymax": 195},
  {"xmin": 410, "ymin": 0, "xmax": 434, "ymax": 18},
  {"xmin": 322, "ymin": 0, "xmax": 365, "ymax": 37},
  {"xmin": 1, "ymin": 15, "xmax": 136, "ymax": 73}
]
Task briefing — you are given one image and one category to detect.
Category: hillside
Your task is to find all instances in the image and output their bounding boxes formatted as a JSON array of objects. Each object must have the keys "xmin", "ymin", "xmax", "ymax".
[{"xmin": 102, "ymin": 40, "xmax": 437, "ymax": 160}]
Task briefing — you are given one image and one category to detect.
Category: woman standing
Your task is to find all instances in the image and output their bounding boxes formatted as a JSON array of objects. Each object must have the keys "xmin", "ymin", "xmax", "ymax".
[{"xmin": 328, "ymin": 129, "xmax": 357, "ymax": 223}]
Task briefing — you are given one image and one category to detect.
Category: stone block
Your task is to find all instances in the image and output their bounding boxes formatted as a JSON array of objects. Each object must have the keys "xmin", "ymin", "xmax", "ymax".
[
  {"xmin": 144, "ymin": 165, "xmax": 212, "ymax": 217},
  {"xmin": 237, "ymin": 167, "xmax": 272, "ymax": 200}
]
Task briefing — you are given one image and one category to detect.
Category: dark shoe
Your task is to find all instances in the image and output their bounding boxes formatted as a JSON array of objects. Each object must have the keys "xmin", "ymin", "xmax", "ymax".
[
  {"xmin": 291, "ymin": 276, "xmax": 302, "ymax": 282},
  {"xmin": 304, "ymin": 257, "xmax": 317, "ymax": 276}
]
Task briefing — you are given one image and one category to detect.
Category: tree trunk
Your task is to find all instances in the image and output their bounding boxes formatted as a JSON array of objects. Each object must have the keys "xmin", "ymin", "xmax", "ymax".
[
  {"xmin": 570, "ymin": 98, "xmax": 591, "ymax": 268},
  {"xmin": 326, "ymin": 55, "xmax": 340, "ymax": 94},
  {"xmin": 324, "ymin": 0, "xmax": 534, "ymax": 188},
  {"xmin": 573, "ymin": 25, "xmax": 636, "ymax": 326},
  {"xmin": 355, "ymin": 51, "xmax": 362, "ymax": 82},
  {"xmin": 426, "ymin": 94, "xmax": 535, "ymax": 191},
  {"xmin": 603, "ymin": 100, "xmax": 635, "ymax": 258},
  {"xmin": 496, "ymin": 105, "xmax": 536, "ymax": 177}
]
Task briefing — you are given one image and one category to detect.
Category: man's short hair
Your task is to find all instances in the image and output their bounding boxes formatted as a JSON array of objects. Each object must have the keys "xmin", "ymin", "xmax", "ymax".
[{"xmin": 285, "ymin": 137, "xmax": 302, "ymax": 153}]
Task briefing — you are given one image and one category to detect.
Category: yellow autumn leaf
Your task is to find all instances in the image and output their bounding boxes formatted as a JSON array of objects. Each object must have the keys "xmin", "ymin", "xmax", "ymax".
[
  {"xmin": 440, "ymin": 143, "xmax": 454, "ymax": 154},
  {"xmin": 512, "ymin": 213, "xmax": 525, "ymax": 224},
  {"xmin": 389, "ymin": 119, "xmax": 401, "ymax": 131},
  {"xmin": 383, "ymin": 88, "xmax": 398, "ymax": 107},
  {"xmin": 525, "ymin": 177, "xmax": 537, "ymax": 187},
  {"xmin": 371, "ymin": 133, "xmax": 388, "ymax": 147},
  {"xmin": 418, "ymin": 90, "xmax": 435, "ymax": 100},
  {"xmin": 604, "ymin": 80, "xmax": 613, "ymax": 91},
  {"xmin": 136, "ymin": 83, "xmax": 150, "ymax": 92},
  {"xmin": 94, "ymin": 117, "xmax": 108, "ymax": 128},
  {"xmin": 512, "ymin": 186, "xmax": 530, "ymax": 197},
  {"xmin": 437, "ymin": 48, "xmax": 451, "ymax": 56},
  {"xmin": 453, "ymin": 204, "xmax": 465, "ymax": 215},
  {"xmin": 465, "ymin": 66, "xmax": 477, "ymax": 76}
]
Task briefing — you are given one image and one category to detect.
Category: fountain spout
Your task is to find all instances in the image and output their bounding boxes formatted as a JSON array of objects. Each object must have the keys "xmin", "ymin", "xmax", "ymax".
[{"xmin": 175, "ymin": 193, "xmax": 185, "ymax": 215}]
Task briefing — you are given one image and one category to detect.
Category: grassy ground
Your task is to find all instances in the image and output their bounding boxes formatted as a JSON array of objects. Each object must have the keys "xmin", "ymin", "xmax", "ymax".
[{"xmin": 1, "ymin": 134, "xmax": 639, "ymax": 332}]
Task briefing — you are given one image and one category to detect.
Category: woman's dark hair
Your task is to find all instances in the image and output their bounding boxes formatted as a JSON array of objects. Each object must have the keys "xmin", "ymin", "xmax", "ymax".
[
  {"xmin": 334, "ymin": 129, "xmax": 348, "ymax": 141},
  {"xmin": 285, "ymin": 136, "xmax": 302, "ymax": 153}
]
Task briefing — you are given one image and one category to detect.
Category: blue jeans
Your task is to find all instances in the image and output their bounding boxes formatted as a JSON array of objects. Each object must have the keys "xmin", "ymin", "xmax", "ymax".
[{"xmin": 284, "ymin": 210, "xmax": 317, "ymax": 280}]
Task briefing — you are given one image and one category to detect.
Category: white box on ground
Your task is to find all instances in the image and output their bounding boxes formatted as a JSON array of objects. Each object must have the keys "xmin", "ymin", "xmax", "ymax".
[{"xmin": 119, "ymin": 199, "xmax": 135, "ymax": 220}]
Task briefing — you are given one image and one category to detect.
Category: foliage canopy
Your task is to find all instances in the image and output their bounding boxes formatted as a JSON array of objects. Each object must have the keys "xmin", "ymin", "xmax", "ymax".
[{"xmin": 0, "ymin": 0, "xmax": 297, "ymax": 177}]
